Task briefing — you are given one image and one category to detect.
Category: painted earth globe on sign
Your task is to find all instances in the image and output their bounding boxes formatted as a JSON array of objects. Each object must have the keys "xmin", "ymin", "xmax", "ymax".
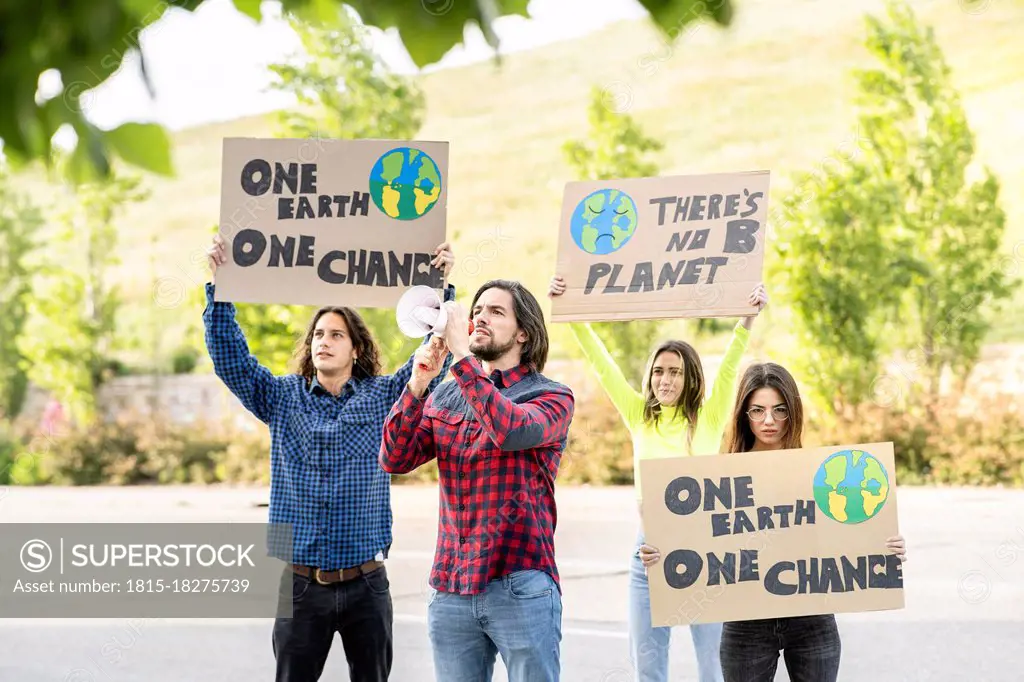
[
  {"xmin": 569, "ymin": 188, "xmax": 639, "ymax": 255},
  {"xmin": 369, "ymin": 147, "xmax": 442, "ymax": 220},
  {"xmin": 813, "ymin": 449, "xmax": 890, "ymax": 524}
]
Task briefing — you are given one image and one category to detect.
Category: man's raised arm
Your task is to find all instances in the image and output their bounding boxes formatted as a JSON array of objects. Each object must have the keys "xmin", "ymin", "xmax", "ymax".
[{"xmin": 203, "ymin": 234, "xmax": 279, "ymax": 424}]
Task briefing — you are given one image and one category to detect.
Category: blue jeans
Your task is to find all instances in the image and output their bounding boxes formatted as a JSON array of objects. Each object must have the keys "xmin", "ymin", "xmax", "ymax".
[
  {"xmin": 427, "ymin": 569, "xmax": 562, "ymax": 682},
  {"xmin": 630, "ymin": 534, "xmax": 724, "ymax": 682},
  {"xmin": 720, "ymin": 615, "xmax": 841, "ymax": 682}
]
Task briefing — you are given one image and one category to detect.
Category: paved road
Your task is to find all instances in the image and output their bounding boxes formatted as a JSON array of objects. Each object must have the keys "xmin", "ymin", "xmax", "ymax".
[{"xmin": 1, "ymin": 485, "xmax": 1022, "ymax": 681}]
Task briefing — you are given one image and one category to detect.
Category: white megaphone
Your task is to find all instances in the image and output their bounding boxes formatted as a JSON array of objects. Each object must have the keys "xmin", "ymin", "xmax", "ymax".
[{"xmin": 396, "ymin": 285, "xmax": 448, "ymax": 338}]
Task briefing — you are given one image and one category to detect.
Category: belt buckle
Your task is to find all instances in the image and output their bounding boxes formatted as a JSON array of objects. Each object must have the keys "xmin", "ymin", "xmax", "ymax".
[{"xmin": 314, "ymin": 568, "xmax": 330, "ymax": 585}]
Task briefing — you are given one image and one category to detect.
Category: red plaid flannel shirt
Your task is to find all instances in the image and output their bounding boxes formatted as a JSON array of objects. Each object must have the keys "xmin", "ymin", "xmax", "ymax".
[{"xmin": 379, "ymin": 355, "xmax": 574, "ymax": 595}]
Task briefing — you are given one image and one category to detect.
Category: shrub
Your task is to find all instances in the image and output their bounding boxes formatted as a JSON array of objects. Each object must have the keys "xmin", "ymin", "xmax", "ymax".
[
  {"xmin": 14, "ymin": 395, "xmax": 1021, "ymax": 488},
  {"xmin": 32, "ymin": 412, "xmax": 269, "ymax": 486},
  {"xmin": 0, "ymin": 419, "xmax": 53, "ymax": 485},
  {"xmin": 389, "ymin": 459, "xmax": 439, "ymax": 485},
  {"xmin": 216, "ymin": 430, "xmax": 272, "ymax": 485},
  {"xmin": 807, "ymin": 396, "xmax": 1024, "ymax": 486},
  {"xmin": 554, "ymin": 391, "xmax": 1024, "ymax": 488},
  {"xmin": 0, "ymin": 420, "xmax": 21, "ymax": 486},
  {"xmin": 560, "ymin": 391, "xmax": 634, "ymax": 485},
  {"xmin": 171, "ymin": 346, "xmax": 200, "ymax": 375},
  {"xmin": 393, "ymin": 391, "xmax": 1024, "ymax": 488}
]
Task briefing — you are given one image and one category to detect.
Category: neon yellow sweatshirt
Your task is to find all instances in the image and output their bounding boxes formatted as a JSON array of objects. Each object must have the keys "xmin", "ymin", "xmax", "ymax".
[{"xmin": 569, "ymin": 322, "xmax": 750, "ymax": 501}]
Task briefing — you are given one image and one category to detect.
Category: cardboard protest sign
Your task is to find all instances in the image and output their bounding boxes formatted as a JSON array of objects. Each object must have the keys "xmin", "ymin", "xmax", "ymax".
[
  {"xmin": 639, "ymin": 442, "xmax": 903, "ymax": 625},
  {"xmin": 215, "ymin": 138, "xmax": 449, "ymax": 307},
  {"xmin": 551, "ymin": 171, "xmax": 770, "ymax": 322}
]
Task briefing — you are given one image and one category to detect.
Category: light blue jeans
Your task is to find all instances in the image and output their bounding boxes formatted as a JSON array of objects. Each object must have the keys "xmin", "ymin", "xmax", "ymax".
[
  {"xmin": 427, "ymin": 569, "xmax": 562, "ymax": 682},
  {"xmin": 630, "ymin": 533, "xmax": 724, "ymax": 682}
]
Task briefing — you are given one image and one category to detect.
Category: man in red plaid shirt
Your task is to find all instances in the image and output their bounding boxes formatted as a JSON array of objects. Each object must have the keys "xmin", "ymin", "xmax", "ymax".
[{"xmin": 380, "ymin": 279, "xmax": 574, "ymax": 682}]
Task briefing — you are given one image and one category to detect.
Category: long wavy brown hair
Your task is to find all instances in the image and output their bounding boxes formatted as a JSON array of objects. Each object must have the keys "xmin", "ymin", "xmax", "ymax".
[
  {"xmin": 641, "ymin": 340, "xmax": 705, "ymax": 449},
  {"xmin": 291, "ymin": 307, "xmax": 382, "ymax": 382},
  {"xmin": 725, "ymin": 362, "xmax": 804, "ymax": 453}
]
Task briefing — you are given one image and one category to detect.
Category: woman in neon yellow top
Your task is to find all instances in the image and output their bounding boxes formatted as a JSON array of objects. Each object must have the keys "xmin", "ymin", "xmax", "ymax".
[{"xmin": 549, "ymin": 275, "xmax": 768, "ymax": 682}]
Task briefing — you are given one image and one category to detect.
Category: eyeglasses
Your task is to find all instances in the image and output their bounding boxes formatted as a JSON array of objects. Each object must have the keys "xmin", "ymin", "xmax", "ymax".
[{"xmin": 746, "ymin": 406, "xmax": 789, "ymax": 422}]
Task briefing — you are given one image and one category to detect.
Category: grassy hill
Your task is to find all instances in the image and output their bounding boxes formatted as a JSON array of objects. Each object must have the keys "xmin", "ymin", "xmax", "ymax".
[{"xmin": 17, "ymin": 0, "xmax": 1024, "ymax": 372}]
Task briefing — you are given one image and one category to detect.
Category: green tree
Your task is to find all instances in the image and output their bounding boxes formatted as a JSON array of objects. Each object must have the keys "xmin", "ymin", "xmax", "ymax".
[
  {"xmin": 0, "ymin": 0, "xmax": 735, "ymax": 182},
  {"xmin": 224, "ymin": 6, "xmax": 427, "ymax": 375},
  {"xmin": 19, "ymin": 172, "xmax": 150, "ymax": 424},
  {"xmin": 562, "ymin": 86, "xmax": 667, "ymax": 384},
  {"xmin": 0, "ymin": 166, "xmax": 44, "ymax": 418},
  {"xmin": 267, "ymin": 7, "xmax": 425, "ymax": 141},
  {"xmin": 230, "ymin": 299, "xmax": 317, "ymax": 376},
  {"xmin": 770, "ymin": 0, "xmax": 1014, "ymax": 414}
]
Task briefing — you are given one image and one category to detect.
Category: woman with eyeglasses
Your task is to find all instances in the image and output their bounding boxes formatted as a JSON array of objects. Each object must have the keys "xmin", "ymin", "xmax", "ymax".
[
  {"xmin": 637, "ymin": 362, "xmax": 907, "ymax": 682},
  {"xmin": 549, "ymin": 274, "xmax": 768, "ymax": 682}
]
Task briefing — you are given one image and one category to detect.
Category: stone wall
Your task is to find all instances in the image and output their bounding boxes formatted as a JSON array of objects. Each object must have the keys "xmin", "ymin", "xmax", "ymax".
[{"xmin": 20, "ymin": 374, "xmax": 264, "ymax": 431}]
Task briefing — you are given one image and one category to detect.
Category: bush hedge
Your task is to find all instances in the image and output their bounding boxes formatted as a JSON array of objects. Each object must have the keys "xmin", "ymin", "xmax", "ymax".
[{"xmin": 1, "ymin": 394, "xmax": 1021, "ymax": 487}]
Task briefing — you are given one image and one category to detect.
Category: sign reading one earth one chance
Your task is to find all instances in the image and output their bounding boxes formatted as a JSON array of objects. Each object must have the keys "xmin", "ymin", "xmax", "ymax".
[
  {"xmin": 215, "ymin": 138, "xmax": 449, "ymax": 308},
  {"xmin": 639, "ymin": 441, "xmax": 904, "ymax": 626},
  {"xmin": 551, "ymin": 170, "xmax": 770, "ymax": 322}
]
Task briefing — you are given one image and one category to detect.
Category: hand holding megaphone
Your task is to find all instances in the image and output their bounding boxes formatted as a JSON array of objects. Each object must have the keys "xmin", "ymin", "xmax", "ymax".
[
  {"xmin": 408, "ymin": 336, "xmax": 448, "ymax": 397},
  {"xmin": 408, "ymin": 302, "xmax": 473, "ymax": 389},
  {"xmin": 399, "ymin": 292, "xmax": 476, "ymax": 397},
  {"xmin": 440, "ymin": 301, "xmax": 473, "ymax": 362},
  {"xmin": 415, "ymin": 337, "xmax": 445, "ymax": 371}
]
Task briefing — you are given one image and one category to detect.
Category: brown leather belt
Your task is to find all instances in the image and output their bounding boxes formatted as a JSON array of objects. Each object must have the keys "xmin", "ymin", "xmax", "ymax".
[{"xmin": 291, "ymin": 560, "xmax": 384, "ymax": 585}]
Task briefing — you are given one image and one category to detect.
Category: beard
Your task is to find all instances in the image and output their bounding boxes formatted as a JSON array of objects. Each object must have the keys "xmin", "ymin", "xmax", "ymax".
[{"xmin": 470, "ymin": 333, "xmax": 516, "ymax": 362}]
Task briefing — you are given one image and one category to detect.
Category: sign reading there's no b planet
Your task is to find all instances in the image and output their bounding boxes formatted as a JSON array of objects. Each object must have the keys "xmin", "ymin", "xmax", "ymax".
[
  {"xmin": 551, "ymin": 170, "xmax": 770, "ymax": 322},
  {"xmin": 214, "ymin": 138, "xmax": 449, "ymax": 308}
]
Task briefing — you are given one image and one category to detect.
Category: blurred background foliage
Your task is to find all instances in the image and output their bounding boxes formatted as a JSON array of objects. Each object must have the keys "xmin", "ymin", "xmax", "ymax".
[{"xmin": 1, "ymin": 0, "xmax": 1022, "ymax": 487}]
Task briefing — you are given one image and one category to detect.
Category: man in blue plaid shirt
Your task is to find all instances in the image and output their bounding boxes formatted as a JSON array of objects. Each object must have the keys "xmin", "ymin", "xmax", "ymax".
[{"xmin": 204, "ymin": 233, "xmax": 456, "ymax": 682}]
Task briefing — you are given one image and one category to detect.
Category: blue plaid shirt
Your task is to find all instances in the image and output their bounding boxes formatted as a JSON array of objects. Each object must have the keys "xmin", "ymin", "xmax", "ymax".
[{"xmin": 203, "ymin": 282, "xmax": 455, "ymax": 570}]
